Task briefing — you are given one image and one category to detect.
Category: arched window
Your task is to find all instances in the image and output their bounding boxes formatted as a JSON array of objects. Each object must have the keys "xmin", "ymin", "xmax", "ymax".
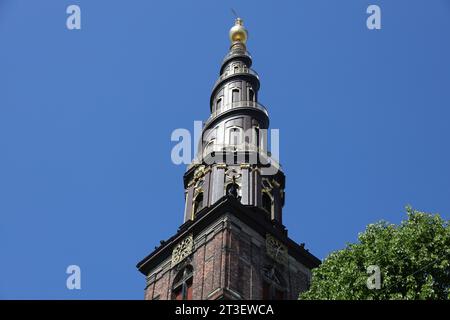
[
  {"xmin": 262, "ymin": 267, "xmax": 285, "ymax": 300},
  {"xmin": 245, "ymin": 135, "xmax": 250, "ymax": 150},
  {"xmin": 229, "ymin": 127, "xmax": 241, "ymax": 146},
  {"xmin": 216, "ymin": 97, "xmax": 223, "ymax": 113},
  {"xmin": 172, "ymin": 265, "xmax": 193, "ymax": 300},
  {"xmin": 232, "ymin": 89, "xmax": 240, "ymax": 103},
  {"xmin": 249, "ymin": 88, "xmax": 255, "ymax": 102},
  {"xmin": 262, "ymin": 192, "xmax": 272, "ymax": 215},
  {"xmin": 192, "ymin": 192, "xmax": 204, "ymax": 218},
  {"xmin": 260, "ymin": 128, "xmax": 267, "ymax": 151},
  {"xmin": 204, "ymin": 139, "xmax": 215, "ymax": 157}
]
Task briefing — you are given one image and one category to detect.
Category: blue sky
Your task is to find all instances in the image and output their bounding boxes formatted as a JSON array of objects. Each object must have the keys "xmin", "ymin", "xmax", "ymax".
[{"xmin": 1, "ymin": 0, "xmax": 449, "ymax": 299}]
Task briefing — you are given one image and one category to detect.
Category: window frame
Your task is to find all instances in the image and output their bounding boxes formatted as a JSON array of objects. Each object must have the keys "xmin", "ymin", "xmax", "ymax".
[
  {"xmin": 192, "ymin": 192, "xmax": 204, "ymax": 219},
  {"xmin": 172, "ymin": 266, "xmax": 194, "ymax": 300}
]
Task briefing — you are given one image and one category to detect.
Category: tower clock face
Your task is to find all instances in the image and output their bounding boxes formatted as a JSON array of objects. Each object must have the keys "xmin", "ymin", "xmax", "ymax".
[
  {"xmin": 266, "ymin": 234, "xmax": 288, "ymax": 265},
  {"xmin": 172, "ymin": 235, "xmax": 193, "ymax": 266}
]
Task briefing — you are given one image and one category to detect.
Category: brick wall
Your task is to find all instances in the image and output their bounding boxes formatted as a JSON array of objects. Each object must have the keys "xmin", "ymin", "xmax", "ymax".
[{"xmin": 143, "ymin": 214, "xmax": 311, "ymax": 300}]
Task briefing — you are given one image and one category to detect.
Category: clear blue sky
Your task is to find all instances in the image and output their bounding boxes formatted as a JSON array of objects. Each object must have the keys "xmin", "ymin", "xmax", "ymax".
[{"xmin": 1, "ymin": 0, "xmax": 449, "ymax": 299}]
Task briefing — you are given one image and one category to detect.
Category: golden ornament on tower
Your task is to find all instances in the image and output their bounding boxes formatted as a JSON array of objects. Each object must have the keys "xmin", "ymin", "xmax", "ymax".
[{"xmin": 229, "ymin": 18, "xmax": 248, "ymax": 44}]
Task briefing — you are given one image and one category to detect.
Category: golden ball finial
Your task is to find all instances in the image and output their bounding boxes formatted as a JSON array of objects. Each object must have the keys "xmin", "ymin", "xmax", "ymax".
[{"xmin": 229, "ymin": 18, "xmax": 248, "ymax": 44}]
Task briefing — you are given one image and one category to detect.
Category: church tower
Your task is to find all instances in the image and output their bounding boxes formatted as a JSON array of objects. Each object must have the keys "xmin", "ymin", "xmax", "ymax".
[{"xmin": 137, "ymin": 18, "xmax": 320, "ymax": 300}]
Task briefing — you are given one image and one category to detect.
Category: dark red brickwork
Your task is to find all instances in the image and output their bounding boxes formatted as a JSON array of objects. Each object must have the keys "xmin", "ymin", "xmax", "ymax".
[{"xmin": 143, "ymin": 216, "xmax": 310, "ymax": 300}]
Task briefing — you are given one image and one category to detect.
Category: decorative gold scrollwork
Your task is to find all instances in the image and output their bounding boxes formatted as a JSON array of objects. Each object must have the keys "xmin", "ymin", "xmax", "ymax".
[
  {"xmin": 266, "ymin": 233, "xmax": 288, "ymax": 265},
  {"xmin": 172, "ymin": 234, "xmax": 194, "ymax": 267}
]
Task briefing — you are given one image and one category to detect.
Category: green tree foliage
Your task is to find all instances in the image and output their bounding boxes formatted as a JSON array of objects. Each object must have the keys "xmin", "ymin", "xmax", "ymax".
[{"xmin": 300, "ymin": 207, "xmax": 450, "ymax": 300}]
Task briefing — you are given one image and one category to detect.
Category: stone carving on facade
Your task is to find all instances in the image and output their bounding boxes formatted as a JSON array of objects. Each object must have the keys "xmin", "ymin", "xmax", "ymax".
[
  {"xmin": 261, "ymin": 177, "xmax": 273, "ymax": 194},
  {"xmin": 194, "ymin": 165, "xmax": 206, "ymax": 180},
  {"xmin": 262, "ymin": 178, "xmax": 272, "ymax": 187},
  {"xmin": 225, "ymin": 169, "xmax": 242, "ymax": 200},
  {"xmin": 225, "ymin": 168, "xmax": 242, "ymax": 185},
  {"xmin": 266, "ymin": 233, "xmax": 288, "ymax": 265},
  {"xmin": 171, "ymin": 234, "xmax": 194, "ymax": 267},
  {"xmin": 188, "ymin": 165, "xmax": 210, "ymax": 188},
  {"xmin": 193, "ymin": 179, "xmax": 204, "ymax": 197}
]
